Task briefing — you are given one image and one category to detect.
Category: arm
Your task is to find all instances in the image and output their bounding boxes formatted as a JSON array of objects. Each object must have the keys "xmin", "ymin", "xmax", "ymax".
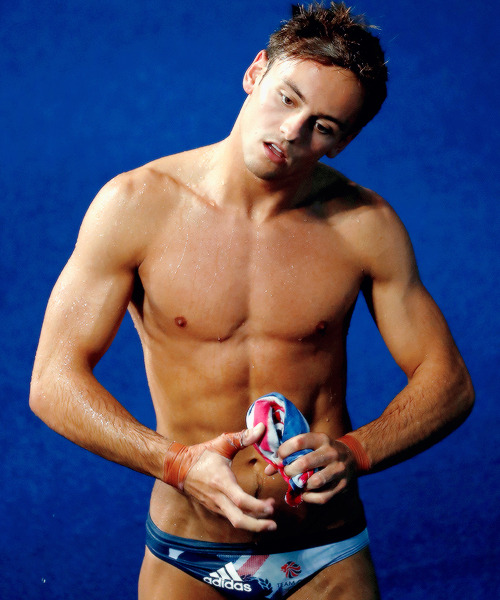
[
  {"xmin": 278, "ymin": 199, "xmax": 474, "ymax": 501},
  {"xmin": 351, "ymin": 205, "xmax": 474, "ymax": 471},
  {"xmin": 29, "ymin": 176, "xmax": 160, "ymax": 475},
  {"xmin": 30, "ymin": 173, "xmax": 275, "ymax": 530}
]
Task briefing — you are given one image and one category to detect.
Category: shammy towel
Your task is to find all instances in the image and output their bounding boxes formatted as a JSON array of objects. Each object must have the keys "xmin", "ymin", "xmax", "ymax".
[{"xmin": 246, "ymin": 393, "xmax": 315, "ymax": 507}]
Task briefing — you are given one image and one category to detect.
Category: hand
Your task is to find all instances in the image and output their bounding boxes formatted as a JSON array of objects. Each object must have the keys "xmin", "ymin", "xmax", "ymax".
[
  {"xmin": 164, "ymin": 424, "xmax": 277, "ymax": 532},
  {"xmin": 266, "ymin": 432, "xmax": 358, "ymax": 504}
]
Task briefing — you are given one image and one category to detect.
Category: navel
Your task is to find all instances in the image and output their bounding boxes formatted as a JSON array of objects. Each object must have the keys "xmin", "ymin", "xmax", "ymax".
[{"xmin": 175, "ymin": 316, "xmax": 187, "ymax": 328}]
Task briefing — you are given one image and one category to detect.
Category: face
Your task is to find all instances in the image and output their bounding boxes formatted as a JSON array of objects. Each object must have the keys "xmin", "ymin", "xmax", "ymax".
[{"xmin": 239, "ymin": 51, "xmax": 365, "ymax": 182}]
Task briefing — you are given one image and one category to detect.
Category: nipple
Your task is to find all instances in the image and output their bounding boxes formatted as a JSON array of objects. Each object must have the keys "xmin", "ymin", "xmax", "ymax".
[
  {"xmin": 316, "ymin": 320, "xmax": 328, "ymax": 334},
  {"xmin": 175, "ymin": 316, "xmax": 187, "ymax": 328}
]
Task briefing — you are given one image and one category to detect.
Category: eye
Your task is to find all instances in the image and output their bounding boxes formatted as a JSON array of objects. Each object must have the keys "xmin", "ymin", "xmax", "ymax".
[
  {"xmin": 280, "ymin": 93, "xmax": 293, "ymax": 106},
  {"xmin": 315, "ymin": 121, "xmax": 333, "ymax": 135}
]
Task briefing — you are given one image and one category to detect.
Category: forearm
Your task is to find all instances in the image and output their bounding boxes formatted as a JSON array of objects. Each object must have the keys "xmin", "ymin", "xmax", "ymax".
[
  {"xmin": 30, "ymin": 366, "xmax": 169, "ymax": 480},
  {"xmin": 349, "ymin": 358, "xmax": 474, "ymax": 473}
]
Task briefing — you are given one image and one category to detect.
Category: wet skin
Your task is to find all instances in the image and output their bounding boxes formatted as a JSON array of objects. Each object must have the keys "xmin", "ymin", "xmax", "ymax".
[{"xmin": 30, "ymin": 55, "xmax": 473, "ymax": 599}]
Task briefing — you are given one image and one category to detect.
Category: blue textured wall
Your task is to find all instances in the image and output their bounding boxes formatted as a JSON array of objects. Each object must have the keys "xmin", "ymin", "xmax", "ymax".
[{"xmin": 1, "ymin": 1, "xmax": 498, "ymax": 598}]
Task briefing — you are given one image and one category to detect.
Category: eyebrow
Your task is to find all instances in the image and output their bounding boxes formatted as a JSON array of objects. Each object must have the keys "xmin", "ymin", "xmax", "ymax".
[{"xmin": 282, "ymin": 78, "xmax": 348, "ymax": 131}]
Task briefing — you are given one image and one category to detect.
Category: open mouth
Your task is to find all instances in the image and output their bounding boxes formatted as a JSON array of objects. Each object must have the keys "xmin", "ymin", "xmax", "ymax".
[{"xmin": 264, "ymin": 142, "xmax": 287, "ymax": 161}]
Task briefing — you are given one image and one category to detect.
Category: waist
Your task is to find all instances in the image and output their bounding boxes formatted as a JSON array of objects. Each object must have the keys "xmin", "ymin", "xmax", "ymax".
[
  {"xmin": 146, "ymin": 511, "xmax": 367, "ymax": 554},
  {"xmin": 149, "ymin": 467, "xmax": 366, "ymax": 546}
]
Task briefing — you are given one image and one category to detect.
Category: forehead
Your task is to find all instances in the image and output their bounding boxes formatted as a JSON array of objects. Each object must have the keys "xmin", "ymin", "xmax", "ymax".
[{"xmin": 264, "ymin": 58, "xmax": 365, "ymax": 127}]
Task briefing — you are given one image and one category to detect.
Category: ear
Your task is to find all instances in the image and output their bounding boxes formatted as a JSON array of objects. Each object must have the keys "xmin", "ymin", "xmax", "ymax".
[
  {"xmin": 243, "ymin": 50, "xmax": 269, "ymax": 95},
  {"xmin": 326, "ymin": 130, "xmax": 360, "ymax": 159}
]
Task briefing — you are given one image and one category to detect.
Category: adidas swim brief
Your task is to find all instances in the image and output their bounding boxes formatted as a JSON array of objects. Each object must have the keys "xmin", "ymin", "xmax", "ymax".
[{"xmin": 145, "ymin": 514, "xmax": 369, "ymax": 599}]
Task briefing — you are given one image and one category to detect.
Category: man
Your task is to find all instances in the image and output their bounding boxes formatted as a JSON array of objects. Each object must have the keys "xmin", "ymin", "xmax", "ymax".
[{"xmin": 30, "ymin": 3, "xmax": 474, "ymax": 599}]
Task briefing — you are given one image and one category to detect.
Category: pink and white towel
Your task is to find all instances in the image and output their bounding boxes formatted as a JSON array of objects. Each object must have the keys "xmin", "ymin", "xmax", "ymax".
[{"xmin": 246, "ymin": 393, "xmax": 316, "ymax": 506}]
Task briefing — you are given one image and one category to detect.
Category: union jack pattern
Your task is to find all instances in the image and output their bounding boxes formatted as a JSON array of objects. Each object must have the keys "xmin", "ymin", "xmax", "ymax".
[
  {"xmin": 246, "ymin": 393, "xmax": 316, "ymax": 506},
  {"xmin": 280, "ymin": 561, "xmax": 302, "ymax": 578}
]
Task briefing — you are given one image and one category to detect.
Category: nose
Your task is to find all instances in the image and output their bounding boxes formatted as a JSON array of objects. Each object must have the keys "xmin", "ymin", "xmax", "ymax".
[{"xmin": 280, "ymin": 113, "xmax": 307, "ymax": 142}]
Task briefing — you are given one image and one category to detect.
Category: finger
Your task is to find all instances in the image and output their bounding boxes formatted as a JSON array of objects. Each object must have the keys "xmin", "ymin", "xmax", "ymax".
[
  {"xmin": 216, "ymin": 494, "xmax": 277, "ymax": 532},
  {"xmin": 223, "ymin": 481, "xmax": 276, "ymax": 519},
  {"xmin": 283, "ymin": 455, "xmax": 313, "ymax": 478},
  {"xmin": 301, "ymin": 488, "xmax": 337, "ymax": 504},
  {"xmin": 211, "ymin": 424, "xmax": 266, "ymax": 460},
  {"xmin": 184, "ymin": 455, "xmax": 276, "ymax": 522},
  {"xmin": 205, "ymin": 462, "xmax": 276, "ymax": 518},
  {"xmin": 305, "ymin": 463, "xmax": 343, "ymax": 489},
  {"xmin": 289, "ymin": 450, "xmax": 339, "ymax": 478},
  {"xmin": 301, "ymin": 478, "xmax": 347, "ymax": 504},
  {"xmin": 208, "ymin": 431, "xmax": 246, "ymax": 460},
  {"xmin": 264, "ymin": 463, "xmax": 278, "ymax": 476},
  {"xmin": 278, "ymin": 432, "xmax": 323, "ymax": 459},
  {"xmin": 242, "ymin": 422, "xmax": 266, "ymax": 446},
  {"xmin": 277, "ymin": 434, "xmax": 308, "ymax": 458}
]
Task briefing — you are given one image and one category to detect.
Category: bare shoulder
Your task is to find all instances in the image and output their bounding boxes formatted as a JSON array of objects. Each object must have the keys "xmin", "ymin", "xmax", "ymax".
[
  {"xmin": 313, "ymin": 163, "xmax": 418, "ymax": 282},
  {"xmin": 90, "ymin": 151, "xmax": 196, "ymax": 220},
  {"xmin": 77, "ymin": 148, "xmax": 207, "ymax": 266}
]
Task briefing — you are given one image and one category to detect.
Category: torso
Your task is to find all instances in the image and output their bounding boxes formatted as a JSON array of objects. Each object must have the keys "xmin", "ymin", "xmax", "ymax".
[{"xmin": 125, "ymin": 145, "xmax": 375, "ymax": 544}]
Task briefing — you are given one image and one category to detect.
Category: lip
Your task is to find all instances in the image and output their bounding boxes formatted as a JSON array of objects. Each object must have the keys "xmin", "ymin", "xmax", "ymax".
[{"xmin": 263, "ymin": 141, "xmax": 287, "ymax": 164}]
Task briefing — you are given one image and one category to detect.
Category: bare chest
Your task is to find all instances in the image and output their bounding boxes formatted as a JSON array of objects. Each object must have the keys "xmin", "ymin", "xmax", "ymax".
[{"xmin": 137, "ymin": 205, "xmax": 363, "ymax": 342}]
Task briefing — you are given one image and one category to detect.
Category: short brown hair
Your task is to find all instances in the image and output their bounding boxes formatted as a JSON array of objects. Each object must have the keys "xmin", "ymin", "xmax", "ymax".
[{"xmin": 266, "ymin": 2, "xmax": 388, "ymax": 130}]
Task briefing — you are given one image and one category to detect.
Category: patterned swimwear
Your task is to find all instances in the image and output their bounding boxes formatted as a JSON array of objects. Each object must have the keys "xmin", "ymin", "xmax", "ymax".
[{"xmin": 146, "ymin": 514, "xmax": 369, "ymax": 599}]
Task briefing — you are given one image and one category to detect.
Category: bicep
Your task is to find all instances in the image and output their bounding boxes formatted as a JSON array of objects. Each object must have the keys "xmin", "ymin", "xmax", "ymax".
[
  {"xmin": 35, "ymin": 185, "xmax": 140, "ymax": 374},
  {"xmin": 37, "ymin": 255, "xmax": 134, "ymax": 371},
  {"xmin": 366, "ymin": 277, "xmax": 457, "ymax": 378},
  {"xmin": 361, "ymin": 208, "xmax": 459, "ymax": 378}
]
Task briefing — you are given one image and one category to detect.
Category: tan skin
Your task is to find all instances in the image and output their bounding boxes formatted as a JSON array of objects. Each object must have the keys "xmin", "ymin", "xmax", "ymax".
[{"xmin": 30, "ymin": 52, "xmax": 474, "ymax": 599}]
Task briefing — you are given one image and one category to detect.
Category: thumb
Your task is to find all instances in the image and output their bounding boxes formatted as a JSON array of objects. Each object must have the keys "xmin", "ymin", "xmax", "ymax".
[
  {"xmin": 242, "ymin": 422, "xmax": 266, "ymax": 446},
  {"xmin": 208, "ymin": 424, "xmax": 265, "ymax": 460}
]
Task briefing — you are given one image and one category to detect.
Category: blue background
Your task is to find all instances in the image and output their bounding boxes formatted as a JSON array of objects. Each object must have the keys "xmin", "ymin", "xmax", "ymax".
[{"xmin": 1, "ymin": 1, "xmax": 499, "ymax": 598}]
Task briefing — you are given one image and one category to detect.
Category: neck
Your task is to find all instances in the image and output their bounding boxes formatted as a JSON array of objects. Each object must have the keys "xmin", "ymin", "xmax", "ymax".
[{"xmin": 200, "ymin": 120, "xmax": 317, "ymax": 221}]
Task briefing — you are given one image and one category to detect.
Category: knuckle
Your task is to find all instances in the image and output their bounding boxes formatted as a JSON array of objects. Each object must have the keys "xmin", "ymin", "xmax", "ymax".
[
  {"xmin": 211, "ymin": 472, "xmax": 226, "ymax": 489},
  {"xmin": 335, "ymin": 478, "xmax": 347, "ymax": 493},
  {"xmin": 232, "ymin": 495, "xmax": 244, "ymax": 510},
  {"xmin": 293, "ymin": 434, "xmax": 309, "ymax": 451},
  {"xmin": 331, "ymin": 460, "xmax": 345, "ymax": 476},
  {"xmin": 231, "ymin": 514, "xmax": 245, "ymax": 529},
  {"xmin": 311, "ymin": 470, "xmax": 328, "ymax": 488},
  {"xmin": 318, "ymin": 432, "xmax": 329, "ymax": 444},
  {"xmin": 324, "ymin": 446, "xmax": 337, "ymax": 462},
  {"xmin": 291, "ymin": 457, "xmax": 307, "ymax": 473}
]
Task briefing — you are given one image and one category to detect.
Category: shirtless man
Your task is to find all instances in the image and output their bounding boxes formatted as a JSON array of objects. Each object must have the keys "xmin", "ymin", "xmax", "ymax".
[{"xmin": 30, "ymin": 4, "xmax": 474, "ymax": 599}]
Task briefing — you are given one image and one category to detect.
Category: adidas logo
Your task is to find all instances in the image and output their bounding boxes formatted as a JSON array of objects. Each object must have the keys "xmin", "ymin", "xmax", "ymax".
[{"xmin": 203, "ymin": 562, "xmax": 252, "ymax": 593}]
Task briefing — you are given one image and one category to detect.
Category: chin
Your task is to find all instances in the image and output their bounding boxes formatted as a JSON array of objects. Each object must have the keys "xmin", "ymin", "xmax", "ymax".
[{"xmin": 244, "ymin": 159, "xmax": 282, "ymax": 181}]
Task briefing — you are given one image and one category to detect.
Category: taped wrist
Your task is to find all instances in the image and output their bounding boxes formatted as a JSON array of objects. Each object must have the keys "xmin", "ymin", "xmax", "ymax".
[
  {"xmin": 162, "ymin": 432, "xmax": 247, "ymax": 491},
  {"xmin": 337, "ymin": 433, "xmax": 371, "ymax": 473},
  {"xmin": 163, "ymin": 441, "xmax": 191, "ymax": 491}
]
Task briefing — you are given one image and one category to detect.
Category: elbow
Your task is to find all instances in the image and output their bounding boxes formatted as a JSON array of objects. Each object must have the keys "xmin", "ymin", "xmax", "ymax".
[
  {"xmin": 29, "ymin": 377, "xmax": 47, "ymax": 420},
  {"xmin": 462, "ymin": 370, "xmax": 475, "ymax": 415},
  {"xmin": 29, "ymin": 369, "xmax": 56, "ymax": 426},
  {"xmin": 453, "ymin": 362, "xmax": 475, "ymax": 424}
]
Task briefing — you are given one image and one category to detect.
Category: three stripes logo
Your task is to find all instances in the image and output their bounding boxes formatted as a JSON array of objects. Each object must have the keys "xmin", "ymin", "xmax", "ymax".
[{"xmin": 203, "ymin": 562, "xmax": 253, "ymax": 593}]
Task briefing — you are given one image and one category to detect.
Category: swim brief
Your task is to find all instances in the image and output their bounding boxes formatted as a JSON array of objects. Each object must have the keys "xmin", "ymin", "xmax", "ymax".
[{"xmin": 145, "ymin": 514, "xmax": 369, "ymax": 599}]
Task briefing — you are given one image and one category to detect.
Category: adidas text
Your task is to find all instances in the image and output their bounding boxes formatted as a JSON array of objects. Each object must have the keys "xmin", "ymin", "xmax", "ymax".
[{"xmin": 203, "ymin": 576, "xmax": 252, "ymax": 592}]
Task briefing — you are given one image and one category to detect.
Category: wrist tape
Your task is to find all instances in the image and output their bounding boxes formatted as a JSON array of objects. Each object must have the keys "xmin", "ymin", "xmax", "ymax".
[
  {"xmin": 336, "ymin": 433, "xmax": 371, "ymax": 473},
  {"xmin": 163, "ymin": 431, "xmax": 246, "ymax": 491}
]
